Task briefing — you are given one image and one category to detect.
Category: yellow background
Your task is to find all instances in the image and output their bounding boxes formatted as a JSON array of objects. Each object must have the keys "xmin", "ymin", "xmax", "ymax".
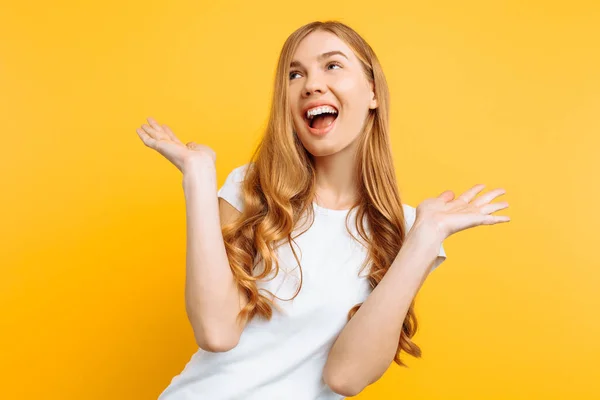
[{"xmin": 2, "ymin": 0, "xmax": 599, "ymax": 399}]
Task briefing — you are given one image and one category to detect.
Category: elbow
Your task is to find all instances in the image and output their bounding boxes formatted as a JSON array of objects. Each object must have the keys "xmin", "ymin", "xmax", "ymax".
[
  {"xmin": 187, "ymin": 310, "xmax": 241, "ymax": 353},
  {"xmin": 326, "ymin": 381, "xmax": 362, "ymax": 398},
  {"xmin": 324, "ymin": 372, "xmax": 363, "ymax": 397},
  {"xmin": 195, "ymin": 330, "xmax": 240, "ymax": 353}
]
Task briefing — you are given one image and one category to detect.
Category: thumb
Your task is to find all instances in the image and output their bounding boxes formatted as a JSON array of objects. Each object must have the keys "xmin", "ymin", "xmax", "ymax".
[{"xmin": 438, "ymin": 190, "xmax": 455, "ymax": 203}]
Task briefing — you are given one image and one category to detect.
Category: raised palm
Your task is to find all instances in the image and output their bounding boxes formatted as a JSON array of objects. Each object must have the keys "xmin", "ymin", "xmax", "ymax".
[
  {"xmin": 416, "ymin": 184, "xmax": 510, "ymax": 241},
  {"xmin": 135, "ymin": 117, "xmax": 216, "ymax": 173}
]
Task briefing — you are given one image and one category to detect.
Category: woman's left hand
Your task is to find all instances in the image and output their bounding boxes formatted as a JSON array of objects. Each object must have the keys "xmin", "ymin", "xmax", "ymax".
[{"xmin": 414, "ymin": 184, "xmax": 510, "ymax": 242}]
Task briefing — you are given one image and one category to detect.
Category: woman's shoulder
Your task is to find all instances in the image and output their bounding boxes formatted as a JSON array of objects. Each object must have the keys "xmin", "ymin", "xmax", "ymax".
[
  {"xmin": 225, "ymin": 162, "xmax": 254, "ymax": 181},
  {"xmin": 401, "ymin": 203, "xmax": 417, "ymax": 228},
  {"xmin": 217, "ymin": 162, "xmax": 254, "ymax": 212}
]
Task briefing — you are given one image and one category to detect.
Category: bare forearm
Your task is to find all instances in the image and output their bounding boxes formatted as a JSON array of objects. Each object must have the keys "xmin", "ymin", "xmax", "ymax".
[
  {"xmin": 182, "ymin": 159, "xmax": 244, "ymax": 351},
  {"xmin": 323, "ymin": 228, "xmax": 441, "ymax": 396}
]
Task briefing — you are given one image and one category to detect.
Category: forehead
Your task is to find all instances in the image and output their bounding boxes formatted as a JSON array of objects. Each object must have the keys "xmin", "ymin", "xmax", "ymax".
[{"xmin": 291, "ymin": 30, "xmax": 356, "ymax": 63}]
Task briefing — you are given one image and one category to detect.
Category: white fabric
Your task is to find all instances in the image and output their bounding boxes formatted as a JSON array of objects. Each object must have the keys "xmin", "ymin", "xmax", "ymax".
[{"xmin": 158, "ymin": 163, "xmax": 447, "ymax": 400}]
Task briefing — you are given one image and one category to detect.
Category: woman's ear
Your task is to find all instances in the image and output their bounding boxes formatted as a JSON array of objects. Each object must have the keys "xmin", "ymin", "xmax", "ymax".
[{"xmin": 369, "ymin": 82, "xmax": 378, "ymax": 109}]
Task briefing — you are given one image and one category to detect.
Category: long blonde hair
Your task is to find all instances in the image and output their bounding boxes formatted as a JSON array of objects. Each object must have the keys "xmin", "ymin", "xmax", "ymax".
[{"xmin": 222, "ymin": 21, "xmax": 420, "ymax": 366}]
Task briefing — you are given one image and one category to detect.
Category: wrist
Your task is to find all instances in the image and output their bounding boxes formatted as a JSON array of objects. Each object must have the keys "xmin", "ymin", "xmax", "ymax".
[
  {"xmin": 405, "ymin": 222, "xmax": 443, "ymax": 254},
  {"xmin": 182, "ymin": 155, "xmax": 215, "ymax": 177},
  {"xmin": 398, "ymin": 229, "xmax": 441, "ymax": 275},
  {"xmin": 182, "ymin": 157, "xmax": 217, "ymax": 190}
]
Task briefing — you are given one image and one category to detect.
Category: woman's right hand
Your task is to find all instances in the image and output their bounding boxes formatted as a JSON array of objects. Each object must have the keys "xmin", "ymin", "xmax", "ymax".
[{"xmin": 136, "ymin": 117, "xmax": 216, "ymax": 174}]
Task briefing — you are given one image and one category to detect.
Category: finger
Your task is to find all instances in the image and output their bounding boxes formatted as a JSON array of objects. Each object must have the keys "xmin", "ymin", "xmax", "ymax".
[
  {"xmin": 162, "ymin": 124, "xmax": 184, "ymax": 145},
  {"xmin": 472, "ymin": 188, "xmax": 507, "ymax": 207},
  {"xmin": 142, "ymin": 123, "xmax": 167, "ymax": 141},
  {"xmin": 438, "ymin": 190, "xmax": 455, "ymax": 203},
  {"xmin": 136, "ymin": 128, "xmax": 158, "ymax": 149},
  {"xmin": 456, "ymin": 184, "xmax": 486, "ymax": 204},
  {"xmin": 147, "ymin": 117, "xmax": 164, "ymax": 132},
  {"xmin": 479, "ymin": 201, "xmax": 509, "ymax": 215},
  {"xmin": 481, "ymin": 214, "xmax": 511, "ymax": 225}
]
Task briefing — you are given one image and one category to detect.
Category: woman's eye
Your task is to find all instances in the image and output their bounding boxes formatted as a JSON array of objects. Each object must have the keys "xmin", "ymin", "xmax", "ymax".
[{"xmin": 289, "ymin": 62, "xmax": 342, "ymax": 80}]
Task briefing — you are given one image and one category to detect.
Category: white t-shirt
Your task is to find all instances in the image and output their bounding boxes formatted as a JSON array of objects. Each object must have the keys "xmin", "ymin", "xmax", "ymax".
[{"xmin": 158, "ymin": 163, "xmax": 447, "ymax": 400}]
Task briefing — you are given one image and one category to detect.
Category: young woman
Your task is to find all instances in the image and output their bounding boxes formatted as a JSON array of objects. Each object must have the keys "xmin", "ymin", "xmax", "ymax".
[{"xmin": 136, "ymin": 20, "xmax": 509, "ymax": 400}]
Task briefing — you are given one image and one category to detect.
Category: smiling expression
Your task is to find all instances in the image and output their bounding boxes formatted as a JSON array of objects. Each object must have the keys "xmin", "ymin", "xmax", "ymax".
[{"xmin": 288, "ymin": 30, "xmax": 378, "ymax": 157}]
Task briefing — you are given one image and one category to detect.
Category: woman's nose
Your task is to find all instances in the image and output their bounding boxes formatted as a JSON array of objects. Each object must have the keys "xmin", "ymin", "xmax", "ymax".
[{"xmin": 302, "ymin": 75, "xmax": 327, "ymax": 97}]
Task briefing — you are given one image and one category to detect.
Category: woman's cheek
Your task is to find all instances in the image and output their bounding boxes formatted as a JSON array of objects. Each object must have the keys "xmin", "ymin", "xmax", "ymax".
[{"xmin": 335, "ymin": 75, "xmax": 360, "ymax": 92}]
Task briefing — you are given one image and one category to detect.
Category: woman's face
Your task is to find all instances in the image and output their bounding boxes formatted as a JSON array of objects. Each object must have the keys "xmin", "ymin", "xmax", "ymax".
[{"xmin": 288, "ymin": 30, "xmax": 377, "ymax": 157}]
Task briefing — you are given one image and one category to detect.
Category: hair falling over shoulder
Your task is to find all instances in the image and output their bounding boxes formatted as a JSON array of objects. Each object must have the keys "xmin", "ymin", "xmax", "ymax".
[{"xmin": 220, "ymin": 21, "xmax": 421, "ymax": 367}]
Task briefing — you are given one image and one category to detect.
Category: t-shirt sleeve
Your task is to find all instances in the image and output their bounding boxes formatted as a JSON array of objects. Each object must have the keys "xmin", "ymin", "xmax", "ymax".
[
  {"xmin": 217, "ymin": 163, "xmax": 250, "ymax": 213},
  {"xmin": 402, "ymin": 203, "xmax": 447, "ymax": 273}
]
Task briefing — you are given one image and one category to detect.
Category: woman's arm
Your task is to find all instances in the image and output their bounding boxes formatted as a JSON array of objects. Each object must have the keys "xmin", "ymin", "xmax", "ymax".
[
  {"xmin": 182, "ymin": 157, "xmax": 248, "ymax": 352},
  {"xmin": 322, "ymin": 223, "xmax": 441, "ymax": 396},
  {"xmin": 324, "ymin": 185, "xmax": 509, "ymax": 396}
]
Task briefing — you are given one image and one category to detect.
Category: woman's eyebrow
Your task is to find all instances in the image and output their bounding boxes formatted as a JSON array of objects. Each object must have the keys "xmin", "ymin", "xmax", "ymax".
[{"xmin": 290, "ymin": 50, "xmax": 349, "ymax": 68}]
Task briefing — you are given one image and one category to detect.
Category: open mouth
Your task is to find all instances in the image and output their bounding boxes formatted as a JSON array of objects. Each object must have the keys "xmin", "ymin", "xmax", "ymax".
[{"xmin": 304, "ymin": 105, "xmax": 339, "ymax": 131}]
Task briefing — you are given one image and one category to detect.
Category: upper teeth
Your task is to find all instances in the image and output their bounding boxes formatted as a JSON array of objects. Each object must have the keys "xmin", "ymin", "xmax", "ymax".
[{"xmin": 306, "ymin": 106, "xmax": 338, "ymax": 119}]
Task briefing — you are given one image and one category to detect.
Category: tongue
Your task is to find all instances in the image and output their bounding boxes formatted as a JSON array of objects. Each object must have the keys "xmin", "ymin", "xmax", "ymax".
[{"xmin": 311, "ymin": 114, "xmax": 336, "ymax": 129}]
